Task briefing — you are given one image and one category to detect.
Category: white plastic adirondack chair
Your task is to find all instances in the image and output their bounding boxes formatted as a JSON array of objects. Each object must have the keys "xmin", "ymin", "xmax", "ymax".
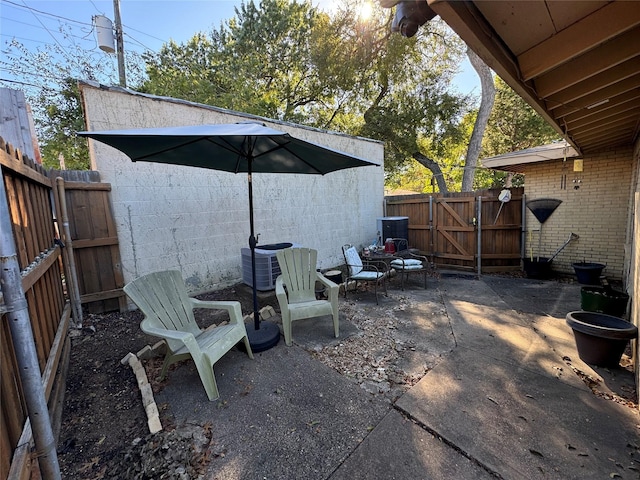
[
  {"xmin": 123, "ymin": 270, "xmax": 253, "ymax": 401},
  {"xmin": 275, "ymin": 247, "xmax": 339, "ymax": 346}
]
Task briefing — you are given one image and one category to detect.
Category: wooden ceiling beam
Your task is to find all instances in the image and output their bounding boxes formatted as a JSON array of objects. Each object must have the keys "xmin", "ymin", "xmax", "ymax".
[
  {"xmin": 427, "ymin": 0, "xmax": 574, "ymax": 149},
  {"xmin": 532, "ymin": 27, "xmax": 640, "ymax": 97},
  {"xmin": 572, "ymin": 125, "xmax": 633, "ymax": 144},
  {"xmin": 572, "ymin": 114, "xmax": 637, "ymax": 136},
  {"xmin": 565, "ymin": 97, "xmax": 640, "ymax": 130},
  {"xmin": 553, "ymin": 88, "xmax": 640, "ymax": 122},
  {"xmin": 548, "ymin": 73, "xmax": 640, "ymax": 116},
  {"xmin": 518, "ymin": 2, "xmax": 640, "ymax": 81},
  {"xmin": 540, "ymin": 57, "xmax": 640, "ymax": 102},
  {"xmin": 580, "ymin": 134, "xmax": 633, "ymax": 153}
]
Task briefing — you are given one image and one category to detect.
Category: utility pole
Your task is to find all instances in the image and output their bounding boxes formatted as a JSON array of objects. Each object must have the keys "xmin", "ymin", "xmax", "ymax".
[{"xmin": 113, "ymin": 0, "xmax": 126, "ymax": 87}]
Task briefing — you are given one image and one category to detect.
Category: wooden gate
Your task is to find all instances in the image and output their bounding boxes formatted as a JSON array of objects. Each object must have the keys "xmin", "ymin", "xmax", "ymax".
[
  {"xmin": 55, "ymin": 171, "xmax": 126, "ymax": 314},
  {"xmin": 385, "ymin": 188, "xmax": 524, "ymax": 272},
  {"xmin": 433, "ymin": 195, "xmax": 477, "ymax": 270}
]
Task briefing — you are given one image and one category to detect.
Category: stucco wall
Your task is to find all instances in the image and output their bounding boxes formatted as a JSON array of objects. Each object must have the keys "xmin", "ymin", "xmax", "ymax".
[
  {"xmin": 79, "ymin": 83, "xmax": 385, "ymax": 294},
  {"xmin": 523, "ymin": 147, "xmax": 634, "ymax": 281}
]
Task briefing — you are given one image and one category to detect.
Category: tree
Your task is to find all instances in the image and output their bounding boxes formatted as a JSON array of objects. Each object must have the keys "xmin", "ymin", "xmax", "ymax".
[
  {"xmin": 483, "ymin": 76, "xmax": 560, "ymax": 157},
  {"xmin": 37, "ymin": 78, "xmax": 89, "ymax": 170},
  {"xmin": 460, "ymin": 47, "xmax": 494, "ymax": 191},
  {"xmin": 141, "ymin": 0, "xmax": 470, "ymax": 190},
  {"xmin": 141, "ymin": 0, "xmax": 337, "ymax": 123},
  {"xmin": 478, "ymin": 76, "xmax": 561, "ymax": 188},
  {"xmin": 1, "ymin": 25, "xmax": 146, "ymax": 169}
]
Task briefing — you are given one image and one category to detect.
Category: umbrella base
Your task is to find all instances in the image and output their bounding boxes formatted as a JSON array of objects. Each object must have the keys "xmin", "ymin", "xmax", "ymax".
[{"xmin": 246, "ymin": 321, "xmax": 280, "ymax": 352}]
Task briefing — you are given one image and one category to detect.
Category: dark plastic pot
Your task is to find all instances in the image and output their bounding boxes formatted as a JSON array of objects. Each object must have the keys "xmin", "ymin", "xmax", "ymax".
[
  {"xmin": 572, "ymin": 262, "xmax": 605, "ymax": 285},
  {"xmin": 580, "ymin": 286, "xmax": 629, "ymax": 317},
  {"xmin": 523, "ymin": 257, "xmax": 552, "ymax": 279},
  {"xmin": 565, "ymin": 311, "xmax": 638, "ymax": 367}
]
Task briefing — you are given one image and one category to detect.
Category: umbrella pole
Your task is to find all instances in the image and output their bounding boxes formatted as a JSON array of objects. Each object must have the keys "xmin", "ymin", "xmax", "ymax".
[
  {"xmin": 245, "ymin": 157, "xmax": 280, "ymax": 352},
  {"xmin": 248, "ymin": 170, "xmax": 260, "ymax": 331}
]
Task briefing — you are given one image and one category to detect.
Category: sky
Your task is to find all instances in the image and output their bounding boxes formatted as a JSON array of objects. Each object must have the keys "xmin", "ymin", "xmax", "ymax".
[{"xmin": 0, "ymin": 0, "xmax": 479, "ymax": 95}]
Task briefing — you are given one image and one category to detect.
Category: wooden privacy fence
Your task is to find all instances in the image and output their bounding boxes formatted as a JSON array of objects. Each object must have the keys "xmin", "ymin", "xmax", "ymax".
[
  {"xmin": 385, "ymin": 188, "xmax": 524, "ymax": 273},
  {"xmin": 1, "ymin": 137, "xmax": 125, "ymax": 479},
  {"xmin": 1, "ymin": 139, "xmax": 70, "ymax": 479}
]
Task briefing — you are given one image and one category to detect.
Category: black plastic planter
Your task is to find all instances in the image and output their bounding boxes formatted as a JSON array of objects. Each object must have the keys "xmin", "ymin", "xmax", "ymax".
[
  {"xmin": 523, "ymin": 257, "xmax": 552, "ymax": 279},
  {"xmin": 580, "ymin": 286, "xmax": 629, "ymax": 317},
  {"xmin": 572, "ymin": 262, "xmax": 605, "ymax": 285},
  {"xmin": 566, "ymin": 311, "xmax": 637, "ymax": 367}
]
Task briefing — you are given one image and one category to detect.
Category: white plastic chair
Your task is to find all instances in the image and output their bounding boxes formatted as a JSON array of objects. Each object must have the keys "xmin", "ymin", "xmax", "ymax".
[
  {"xmin": 123, "ymin": 270, "xmax": 253, "ymax": 401},
  {"xmin": 275, "ymin": 247, "xmax": 339, "ymax": 346}
]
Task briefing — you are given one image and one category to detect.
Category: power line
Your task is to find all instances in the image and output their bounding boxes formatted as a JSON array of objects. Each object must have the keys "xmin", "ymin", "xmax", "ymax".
[
  {"xmin": 2, "ymin": 18, "xmax": 98, "ymax": 46},
  {"xmin": 1, "ymin": 32, "xmax": 51, "ymax": 45},
  {"xmin": 2, "ymin": 0, "xmax": 172, "ymax": 48},
  {"xmin": 2, "ymin": 0, "xmax": 95, "ymax": 28}
]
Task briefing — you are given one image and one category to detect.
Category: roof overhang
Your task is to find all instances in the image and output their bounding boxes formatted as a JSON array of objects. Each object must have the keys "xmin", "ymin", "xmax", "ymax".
[
  {"xmin": 413, "ymin": 0, "xmax": 640, "ymax": 155},
  {"xmin": 481, "ymin": 142, "xmax": 579, "ymax": 172}
]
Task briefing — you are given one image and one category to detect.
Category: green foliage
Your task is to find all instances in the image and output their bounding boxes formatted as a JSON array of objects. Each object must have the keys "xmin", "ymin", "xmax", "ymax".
[
  {"xmin": 37, "ymin": 78, "xmax": 89, "ymax": 170},
  {"xmin": 482, "ymin": 77, "xmax": 560, "ymax": 156},
  {"xmin": 141, "ymin": 0, "xmax": 471, "ymax": 188}
]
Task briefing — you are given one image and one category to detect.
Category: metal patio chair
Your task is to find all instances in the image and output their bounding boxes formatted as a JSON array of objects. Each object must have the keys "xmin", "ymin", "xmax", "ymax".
[{"xmin": 342, "ymin": 244, "xmax": 389, "ymax": 304}]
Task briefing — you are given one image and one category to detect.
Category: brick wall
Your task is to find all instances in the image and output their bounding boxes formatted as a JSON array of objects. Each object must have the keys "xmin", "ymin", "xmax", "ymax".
[{"xmin": 523, "ymin": 147, "xmax": 634, "ymax": 281}]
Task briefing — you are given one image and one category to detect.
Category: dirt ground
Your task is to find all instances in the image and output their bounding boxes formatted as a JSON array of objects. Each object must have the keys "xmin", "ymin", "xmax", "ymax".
[
  {"xmin": 55, "ymin": 277, "xmax": 637, "ymax": 479},
  {"xmin": 57, "ymin": 284, "xmax": 258, "ymax": 479}
]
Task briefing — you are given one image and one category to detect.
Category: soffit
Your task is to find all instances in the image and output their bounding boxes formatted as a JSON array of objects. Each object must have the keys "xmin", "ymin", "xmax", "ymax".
[{"xmin": 426, "ymin": 0, "xmax": 640, "ymax": 155}]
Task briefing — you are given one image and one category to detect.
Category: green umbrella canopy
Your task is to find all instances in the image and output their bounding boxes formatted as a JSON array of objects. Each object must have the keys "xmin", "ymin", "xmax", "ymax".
[
  {"xmin": 78, "ymin": 122, "xmax": 379, "ymax": 174},
  {"xmin": 79, "ymin": 122, "xmax": 378, "ymax": 350}
]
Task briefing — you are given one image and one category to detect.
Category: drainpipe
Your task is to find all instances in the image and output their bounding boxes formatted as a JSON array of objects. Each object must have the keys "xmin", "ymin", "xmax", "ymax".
[
  {"xmin": 521, "ymin": 193, "xmax": 526, "ymax": 266},
  {"xmin": 477, "ymin": 196, "xmax": 482, "ymax": 276},
  {"xmin": 0, "ymin": 175, "xmax": 61, "ymax": 479}
]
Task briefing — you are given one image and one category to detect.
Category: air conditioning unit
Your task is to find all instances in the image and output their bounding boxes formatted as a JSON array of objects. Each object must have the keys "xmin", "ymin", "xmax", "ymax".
[{"xmin": 241, "ymin": 243, "xmax": 300, "ymax": 291}]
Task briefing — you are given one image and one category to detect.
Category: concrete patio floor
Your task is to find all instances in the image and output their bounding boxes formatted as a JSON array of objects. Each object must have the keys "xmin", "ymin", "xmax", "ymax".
[{"xmin": 155, "ymin": 274, "xmax": 639, "ymax": 479}]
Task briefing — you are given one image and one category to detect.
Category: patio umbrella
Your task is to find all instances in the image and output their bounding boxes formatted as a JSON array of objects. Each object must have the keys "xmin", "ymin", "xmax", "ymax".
[{"xmin": 79, "ymin": 122, "xmax": 379, "ymax": 351}]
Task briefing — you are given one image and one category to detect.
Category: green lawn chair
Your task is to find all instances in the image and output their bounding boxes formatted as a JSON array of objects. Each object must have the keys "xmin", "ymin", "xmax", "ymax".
[
  {"xmin": 123, "ymin": 270, "xmax": 253, "ymax": 401},
  {"xmin": 275, "ymin": 247, "xmax": 339, "ymax": 346}
]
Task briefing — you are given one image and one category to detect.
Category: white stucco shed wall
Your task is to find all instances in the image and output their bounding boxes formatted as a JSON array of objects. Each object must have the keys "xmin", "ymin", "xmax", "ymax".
[{"xmin": 79, "ymin": 82, "xmax": 384, "ymax": 294}]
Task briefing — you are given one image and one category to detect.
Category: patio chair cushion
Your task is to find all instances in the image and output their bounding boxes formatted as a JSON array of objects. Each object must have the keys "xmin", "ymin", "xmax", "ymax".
[
  {"xmin": 351, "ymin": 270, "xmax": 384, "ymax": 280},
  {"xmin": 344, "ymin": 246, "xmax": 363, "ymax": 275},
  {"xmin": 391, "ymin": 258, "xmax": 423, "ymax": 268}
]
